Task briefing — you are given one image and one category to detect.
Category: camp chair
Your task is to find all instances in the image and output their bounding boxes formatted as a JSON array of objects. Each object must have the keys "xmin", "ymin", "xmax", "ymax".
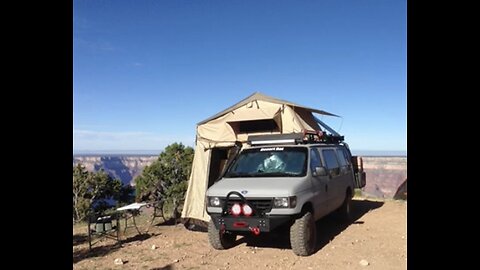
[{"xmin": 87, "ymin": 212, "xmax": 120, "ymax": 251}]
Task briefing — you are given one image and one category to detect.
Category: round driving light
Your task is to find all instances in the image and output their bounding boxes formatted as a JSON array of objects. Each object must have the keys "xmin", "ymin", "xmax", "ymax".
[
  {"xmin": 242, "ymin": 204, "xmax": 253, "ymax": 216},
  {"xmin": 231, "ymin": 203, "xmax": 242, "ymax": 216}
]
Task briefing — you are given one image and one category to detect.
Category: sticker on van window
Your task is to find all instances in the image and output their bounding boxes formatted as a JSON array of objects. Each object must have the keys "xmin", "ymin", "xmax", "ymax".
[{"xmin": 260, "ymin": 147, "xmax": 284, "ymax": 151}]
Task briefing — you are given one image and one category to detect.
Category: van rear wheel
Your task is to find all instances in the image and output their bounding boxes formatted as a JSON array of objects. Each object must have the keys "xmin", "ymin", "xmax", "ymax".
[{"xmin": 336, "ymin": 192, "xmax": 352, "ymax": 222}]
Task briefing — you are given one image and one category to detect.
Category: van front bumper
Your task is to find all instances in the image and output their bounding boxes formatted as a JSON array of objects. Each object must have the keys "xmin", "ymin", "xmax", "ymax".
[{"xmin": 209, "ymin": 214, "xmax": 292, "ymax": 233}]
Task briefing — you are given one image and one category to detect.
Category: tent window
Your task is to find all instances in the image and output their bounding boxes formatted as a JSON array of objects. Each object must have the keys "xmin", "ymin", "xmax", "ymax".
[{"xmin": 229, "ymin": 119, "xmax": 279, "ymax": 134}]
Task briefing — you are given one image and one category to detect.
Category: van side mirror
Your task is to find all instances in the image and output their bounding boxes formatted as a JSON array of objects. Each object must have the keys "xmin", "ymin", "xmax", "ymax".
[{"xmin": 313, "ymin": 166, "xmax": 328, "ymax": 176}]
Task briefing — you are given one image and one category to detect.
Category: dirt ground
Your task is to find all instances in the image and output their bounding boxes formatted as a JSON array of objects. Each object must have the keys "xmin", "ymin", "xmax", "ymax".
[{"xmin": 73, "ymin": 198, "xmax": 406, "ymax": 270}]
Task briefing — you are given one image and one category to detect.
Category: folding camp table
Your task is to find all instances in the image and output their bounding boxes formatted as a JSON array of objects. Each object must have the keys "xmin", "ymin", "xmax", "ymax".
[{"xmin": 116, "ymin": 202, "xmax": 147, "ymax": 236}]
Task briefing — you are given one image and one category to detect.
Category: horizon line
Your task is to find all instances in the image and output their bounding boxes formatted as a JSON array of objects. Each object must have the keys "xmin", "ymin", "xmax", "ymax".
[{"xmin": 73, "ymin": 149, "xmax": 407, "ymax": 157}]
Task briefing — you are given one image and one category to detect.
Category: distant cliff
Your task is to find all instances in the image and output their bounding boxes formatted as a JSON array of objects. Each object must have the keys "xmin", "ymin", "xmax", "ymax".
[
  {"xmin": 73, "ymin": 155, "xmax": 158, "ymax": 186},
  {"xmin": 73, "ymin": 155, "xmax": 407, "ymax": 199},
  {"xmin": 361, "ymin": 156, "xmax": 407, "ymax": 198}
]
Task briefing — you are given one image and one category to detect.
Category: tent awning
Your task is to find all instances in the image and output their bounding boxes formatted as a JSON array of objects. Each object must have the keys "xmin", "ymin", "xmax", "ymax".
[{"xmin": 197, "ymin": 92, "xmax": 339, "ymax": 125}]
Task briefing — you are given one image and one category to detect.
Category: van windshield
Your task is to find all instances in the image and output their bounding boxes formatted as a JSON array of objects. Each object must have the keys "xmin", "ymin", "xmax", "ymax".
[{"xmin": 224, "ymin": 147, "xmax": 307, "ymax": 178}]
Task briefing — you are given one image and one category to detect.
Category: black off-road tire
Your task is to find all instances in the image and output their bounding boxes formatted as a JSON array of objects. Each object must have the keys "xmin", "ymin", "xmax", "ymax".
[
  {"xmin": 336, "ymin": 192, "xmax": 352, "ymax": 223},
  {"xmin": 208, "ymin": 219, "xmax": 236, "ymax": 250},
  {"xmin": 290, "ymin": 211, "xmax": 317, "ymax": 256}
]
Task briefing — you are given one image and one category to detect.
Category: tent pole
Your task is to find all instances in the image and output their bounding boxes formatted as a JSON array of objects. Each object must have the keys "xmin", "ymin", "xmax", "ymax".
[{"xmin": 314, "ymin": 115, "xmax": 341, "ymax": 136}]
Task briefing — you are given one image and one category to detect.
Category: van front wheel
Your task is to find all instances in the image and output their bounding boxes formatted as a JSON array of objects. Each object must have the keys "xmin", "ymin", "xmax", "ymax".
[
  {"xmin": 290, "ymin": 212, "xmax": 316, "ymax": 256},
  {"xmin": 208, "ymin": 219, "xmax": 236, "ymax": 250}
]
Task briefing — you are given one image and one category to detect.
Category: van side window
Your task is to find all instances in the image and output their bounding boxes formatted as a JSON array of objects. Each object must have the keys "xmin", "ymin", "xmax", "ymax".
[
  {"xmin": 336, "ymin": 148, "xmax": 353, "ymax": 175},
  {"xmin": 310, "ymin": 148, "xmax": 322, "ymax": 173},
  {"xmin": 322, "ymin": 149, "xmax": 340, "ymax": 176},
  {"xmin": 339, "ymin": 148, "xmax": 351, "ymax": 165},
  {"xmin": 336, "ymin": 149, "xmax": 347, "ymax": 167}
]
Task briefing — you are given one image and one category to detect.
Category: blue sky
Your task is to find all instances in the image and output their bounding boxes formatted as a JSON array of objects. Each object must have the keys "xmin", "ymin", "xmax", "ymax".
[{"xmin": 74, "ymin": 0, "xmax": 406, "ymax": 155}]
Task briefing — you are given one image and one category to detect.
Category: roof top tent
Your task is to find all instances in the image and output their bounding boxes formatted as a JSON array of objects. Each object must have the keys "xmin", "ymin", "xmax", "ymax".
[{"xmin": 181, "ymin": 92, "xmax": 340, "ymax": 224}]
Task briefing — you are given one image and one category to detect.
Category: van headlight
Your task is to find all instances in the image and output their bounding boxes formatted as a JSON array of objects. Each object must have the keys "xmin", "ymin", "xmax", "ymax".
[
  {"xmin": 273, "ymin": 196, "xmax": 297, "ymax": 208},
  {"xmin": 208, "ymin": 196, "xmax": 221, "ymax": 207}
]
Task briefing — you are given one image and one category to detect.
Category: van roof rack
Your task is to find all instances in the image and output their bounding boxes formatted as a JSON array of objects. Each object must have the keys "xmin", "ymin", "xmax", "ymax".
[{"xmin": 248, "ymin": 130, "xmax": 344, "ymax": 146}]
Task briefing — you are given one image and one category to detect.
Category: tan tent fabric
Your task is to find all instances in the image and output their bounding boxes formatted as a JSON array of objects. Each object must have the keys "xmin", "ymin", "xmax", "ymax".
[
  {"xmin": 181, "ymin": 142, "xmax": 211, "ymax": 220},
  {"xmin": 181, "ymin": 92, "xmax": 338, "ymax": 222},
  {"xmin": 197, "ymin": 92, "xmax": 338, "ymax": 125}
]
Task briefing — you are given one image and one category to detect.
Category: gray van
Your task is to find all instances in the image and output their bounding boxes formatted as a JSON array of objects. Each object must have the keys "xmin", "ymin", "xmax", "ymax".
[{"xmin": 205, "ymin": 132, "xmax": 366, "ymax": 256}]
